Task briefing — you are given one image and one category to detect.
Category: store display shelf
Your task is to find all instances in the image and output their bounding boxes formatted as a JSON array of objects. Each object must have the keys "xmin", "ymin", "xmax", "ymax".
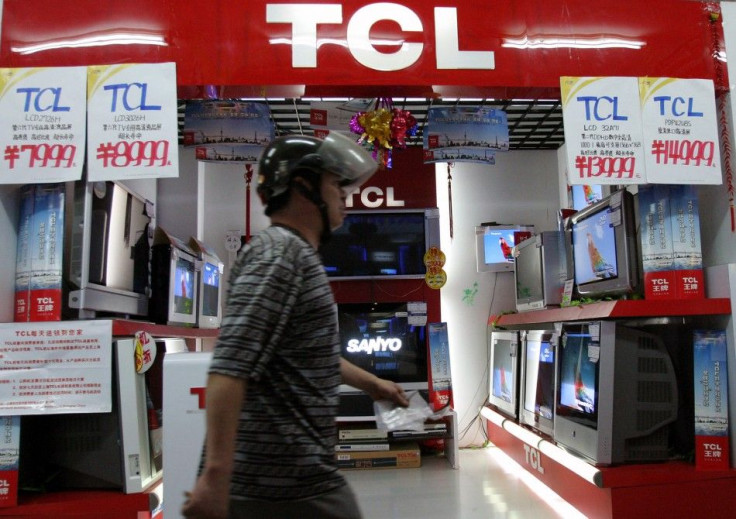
[
  {"xmin": 494, "ymin": 298, "xmax": 731, "ymax": 329},
  {"xmin": 0, "ymin": 485, "xmax": 161, "ymax": 518},
  {"xmin": 482, "ymin": 407, "xmax": 736, "ymax": 519},
  {"xmin": 112, "ymin": 319, "xmax": 220, "ymax": 339}
]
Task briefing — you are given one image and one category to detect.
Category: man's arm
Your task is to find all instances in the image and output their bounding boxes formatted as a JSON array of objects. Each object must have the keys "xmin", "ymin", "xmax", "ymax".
[
  {"xmin": 341, "ymin": 357, "xmax": 410, "ymax": 407},
  {"xmin": 181, "ymin": 373, "xmax": 245, "ymax": 519}
]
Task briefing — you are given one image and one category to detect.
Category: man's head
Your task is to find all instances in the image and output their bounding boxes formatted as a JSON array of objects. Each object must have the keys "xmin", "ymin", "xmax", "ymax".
[{"xmin": 257, "ymin": 132, "xmax": 378, "ymax": 241}]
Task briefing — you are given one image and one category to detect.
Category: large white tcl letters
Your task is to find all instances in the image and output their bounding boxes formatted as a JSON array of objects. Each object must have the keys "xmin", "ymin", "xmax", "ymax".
[{"xmin": 266, "ymin": 3, "xmax": 495, "ymax": 71}]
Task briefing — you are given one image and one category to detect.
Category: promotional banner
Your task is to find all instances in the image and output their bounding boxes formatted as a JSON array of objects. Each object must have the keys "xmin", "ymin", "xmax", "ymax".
[
  {"xmin": 309, "ymin": 99, "xmax": 373, "ymax": 139},
  {"xmin": 423, "ymin": 106, "xmax": 508, "ymax": 164},
  {"xmin": 0, "ymin": 66, "xmax": 86, "ymax": 184},
  {"xmin": 640, "ymin": 78, "xmax": 721, "ymax": 184},
  {"xmin": 561, "ymin": 76, "xmax": 646, "ymax": 185},
  {"xmin": 0, "ymin": 416, "xmax": 20, "ymax": 509},
  {"xmin": 0, "ymin": 320, "xmax": 112, "ymax": 415},
  {"xmin": 183, "ymin": 100, "xmax": 274, "ymax": 163},
  {"xmin": 87, "ymin": 62, "xmax": 179, "ymax": 181}
]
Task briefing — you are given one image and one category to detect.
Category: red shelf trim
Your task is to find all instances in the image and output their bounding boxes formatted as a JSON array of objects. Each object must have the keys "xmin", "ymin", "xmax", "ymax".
[
  {"xmin": 112, "ymin": 319, "xmax": 220, "ymax": 339},
  {"xmin": 495, "ymin": 298, "xmax": 732, "ymax": 328}
]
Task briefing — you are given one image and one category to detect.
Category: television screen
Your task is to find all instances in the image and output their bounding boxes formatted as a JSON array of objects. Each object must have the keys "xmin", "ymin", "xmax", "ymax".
[
  {"xmin": 201, "ymin": 261, "xmax": 220, "ymax": 317},
  {"xmin": 320, "ymin": 210, "xmax": 436, "ymax": 278},
  {"xmin": 557, "ymin": 330, "xmax": 598, "ymax": 425},
  {"xmin": 571, "ymin": 184, "xmax": 604, "ymax": 211},
  {"xmin": 491, "ymin": 342, "xmax": 515, "ymax": 403},
  {"xmin": 488, "ymin": 330, "xmax": 520, "ymax": 418},
  {"xmin": 522, "ymin": 333, "xmax": 555, "ymax": 421},
  {"xmin": 338, "ymin": 302, "xmax": 427, "ymax": 387},
  {"xmin": 571, "ymin": 207, "xmax": 619, "ymax": 285},
  {"xmin": 174, "ymin": 257, "xmax": 195, "ymax": 316},
  {"xmin": 475, "ymin": 224, "xmax": 534, "ymax": 272}
]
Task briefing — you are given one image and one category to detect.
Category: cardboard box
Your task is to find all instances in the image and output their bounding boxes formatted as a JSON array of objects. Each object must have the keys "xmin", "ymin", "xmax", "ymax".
[
  {"xmin": 14, "ymin": 184, "xmax": 65, "ymax": 321},
  {"xmin": 670, "ymin": 185, "xmax": 704, "ymax": 299},
  {"xmin": 336, "ymin": 442, "xmax": 421, "ymax": 470},
  {"xmin": 638, "ymin": 184, "xmax": 676, "ymax": 299},
  {"xmin": 693, "ymin": 330, "xmax": 730, "ymax": 471}
]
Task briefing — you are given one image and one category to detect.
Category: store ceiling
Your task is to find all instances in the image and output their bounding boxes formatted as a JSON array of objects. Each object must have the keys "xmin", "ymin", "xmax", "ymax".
[{"xmin": 178, "ymin": 98, "xmax": 565, "ymax": 151}]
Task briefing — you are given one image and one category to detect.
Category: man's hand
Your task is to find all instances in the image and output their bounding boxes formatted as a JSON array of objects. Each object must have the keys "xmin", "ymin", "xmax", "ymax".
[{"xmin": 367, "ymin": 377, "xmax": 410, "ymax": 407}]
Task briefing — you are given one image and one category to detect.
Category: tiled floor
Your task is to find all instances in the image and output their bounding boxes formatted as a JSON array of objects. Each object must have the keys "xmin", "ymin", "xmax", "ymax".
[{"xmin": 342, "ymin": 446, "xmax": 588, "ymax": 519}]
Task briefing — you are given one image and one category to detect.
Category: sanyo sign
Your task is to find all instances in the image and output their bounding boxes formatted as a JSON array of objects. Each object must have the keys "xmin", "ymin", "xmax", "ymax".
[
  {"xmin": 266, "ymin": 3, "xmax": 495, "ymax": 71},
  {"xmin": 347, "ymin": 336, "xmax": 403, "ymax": 354}
]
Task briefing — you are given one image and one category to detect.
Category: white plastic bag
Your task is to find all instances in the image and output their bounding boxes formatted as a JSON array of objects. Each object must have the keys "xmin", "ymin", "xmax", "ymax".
[{"xmin": 373, "ymin": 391, "xmax": 434, "ymax": 431}]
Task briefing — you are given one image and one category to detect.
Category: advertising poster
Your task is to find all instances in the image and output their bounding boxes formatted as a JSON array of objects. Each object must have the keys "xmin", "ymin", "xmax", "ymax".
[
  {"xmin": 693, "ymin": 329, "xmax": 730, "ymax": 471},
  {"xmin": 423, "ymin": 106, "xmax": 508, "ymax": 164},
  {"xmin": 0, "ymin": 416, "xmax": 20, "ymax": 508},
  {"xmin": 87, "ymin": 62, "xmax": 179, "ymax": 181},
  {"xmin": 183, "ymin": 100, "xmax": 274, "ymax": 163},
  {"xmin": 640, "ymin": 78, "xmax": 721, "ymax": 184},
  {"xmin": 0, "ymin": 66, "xmax": 86, "ymax": 184},
  {"xmin": 561, "ymin": 76, "xmax": 646, "ymax": 185},
  {"xmin": 0, "ymin": 320, "xmax": 112, "ymax": 415},
  {"xmin": 427, "ymin": 322, "xmax": 453, "ymax": 411},
  {"xmin": 309, "ymin": 99, "xmax": 373, "ymax": 139}
]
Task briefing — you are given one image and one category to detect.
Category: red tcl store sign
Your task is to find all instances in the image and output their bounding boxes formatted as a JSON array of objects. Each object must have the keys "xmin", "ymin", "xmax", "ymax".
[{"xmin": 0, "ymin": 0, "xmax": 726, "ymax": 96}]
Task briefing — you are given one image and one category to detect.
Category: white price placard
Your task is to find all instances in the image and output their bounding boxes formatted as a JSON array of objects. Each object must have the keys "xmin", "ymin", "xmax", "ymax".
[
  {"xmin": 640, "ymin": 77, "xmax": 721, "ymax": 184},
  {"xmin": 0, "ymin": 66, "xmax": 87, "ymax": 184},
  {"xmin": 87, "ymin": 62, "xmax": 179, "ymax": 181},
  {"xmin": 561, "ymin": 76, "xmax": 646, "ymax": 185}
]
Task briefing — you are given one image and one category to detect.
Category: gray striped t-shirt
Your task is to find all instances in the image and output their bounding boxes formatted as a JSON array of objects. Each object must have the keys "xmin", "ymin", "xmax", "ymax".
[{"xmin": 208, "ymin": 225, "xmax": 345, "ymax": 501}]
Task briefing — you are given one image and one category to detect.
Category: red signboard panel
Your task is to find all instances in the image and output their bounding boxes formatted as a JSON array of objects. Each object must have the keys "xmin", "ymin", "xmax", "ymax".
[{"xmin": 0, "ymin": 0, "xmax": 725, "ymax": 97}]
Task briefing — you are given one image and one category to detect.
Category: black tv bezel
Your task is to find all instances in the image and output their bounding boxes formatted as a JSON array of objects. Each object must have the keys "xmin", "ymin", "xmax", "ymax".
[
  {"xmin": 566, "ymin": 189, "xmax": 640, "ymax": 299},
  {"xmin": 337, "ymin": 301, "xmax": 429, "ymax": 391},
  {"xmin": 319, "ymin": 208, "xmax": 439, "ymax": 280}
]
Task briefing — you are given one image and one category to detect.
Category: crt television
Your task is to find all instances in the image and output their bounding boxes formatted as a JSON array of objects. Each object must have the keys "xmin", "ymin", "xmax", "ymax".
[
  {"xmin": 554, "ymin": 321, "xmax": 678, "ymax": 465},
  {"xmin": 319, "ymin": 208, "xmax": 440, "ymax": 279},
  {"xmin": 149, "ymin": 229, "xmax": 199, "ymax": 327},
  {"xmin": 337, "ymin": 301, "xmax": 428, "ymax": 418},
  {"xmin": 514, "ymin": 231, "xmax": 567, "ymax": 312},
  {"xmin": 566, "ymin": 189, "xmax": 640, "ymax": 299},
  {"xmin": 488, "ymin": 329, "xmax": 520, "ymax": 419},
  {"xmin": 475, "ymin": 223, "xmax": 534, "ymax": 273},
  {"xmin": 18, "ymin": 337, "xmax": 188, "ymax": 493},
  {"xmin": 518, "ymin": 329, "xmax": 557, "ymax": 438}
]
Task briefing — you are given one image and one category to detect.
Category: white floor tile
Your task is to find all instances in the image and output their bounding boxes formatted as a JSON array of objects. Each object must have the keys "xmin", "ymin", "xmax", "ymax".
[{"xmin": 343, "ymin": 446, "xmax": 588, "ymax": 519}]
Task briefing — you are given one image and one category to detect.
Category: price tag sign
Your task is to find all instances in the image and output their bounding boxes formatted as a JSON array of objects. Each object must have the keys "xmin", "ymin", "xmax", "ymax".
[
  {"xmin": 561, "ymin": 76, "xmax": 646, "ymax": 185},
  {"xmin": 640, "ymin": 78, "xmax": 721, "ymax": 184},
  {"xmin": 0, "ymin": 66, "xmax": 86, "ymax": 184},
  {"xmin": 87, "ymin": 62, "xmax": 179, "ymax": 181}
]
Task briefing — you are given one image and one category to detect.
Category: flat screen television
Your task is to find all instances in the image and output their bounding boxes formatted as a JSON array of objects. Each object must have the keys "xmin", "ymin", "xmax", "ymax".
[
  {"xmin": 196, "ymin": 250, "xmax": 224, "ymax": 329},
  {"xmin": 475, "ymin": 224, "xmax": 534, "ymax": 273},
  {"xmin": 554, "ymin": 321, "xmax": 678, "ymax": 465},
  {"xmin": 514, "ymin": 231, "xmax": 567, "ymax": 312},
  {"xmin": 63, "ymin": 180, "xmax": 153, "ymax": 318},
  {"xmin": 18, "ymin": 337, "xmax": 188, "ymax": 493},
  {"xmin": 337, "ymin": 301, "xmax": 428, "ymax": 418},
  {"xmin": 488, "ymin": 329, "xmax": 520, "ymax": 419},
  {"xmin": 150, "ymin": 238, "xmax": 199, "ymax": 327},
  {"xmin": 319, "ymin": 208, "xmax": 440, "ymax": 279},
  {"xmin": 566, "ymin": 189, "xmax": 640, "ymax": 298},
  {"xmin": 519, "ymin": 329, "xmax": 557, "ymax": 438}
]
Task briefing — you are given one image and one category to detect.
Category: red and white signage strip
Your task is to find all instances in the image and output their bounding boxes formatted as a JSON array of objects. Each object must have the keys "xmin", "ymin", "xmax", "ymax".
[
  {"xmin": 0, "ymin": 66, "xmax": 86, "ymax": 184},
  {"xmin": 86, "ymin": 62, "xmax": 179, "ymax": 181},
  {"xmin": 0, "ymin": 1, "xmax": 724, "ymax": 95}
]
